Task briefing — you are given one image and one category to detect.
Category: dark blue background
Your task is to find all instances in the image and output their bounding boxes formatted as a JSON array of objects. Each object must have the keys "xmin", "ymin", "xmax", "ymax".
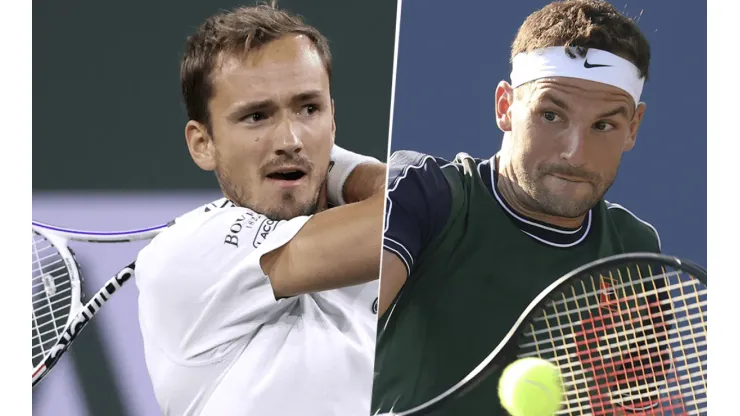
[{"xmin": 391, "ymin": 0, "xmax": 706, "ymax": 266}]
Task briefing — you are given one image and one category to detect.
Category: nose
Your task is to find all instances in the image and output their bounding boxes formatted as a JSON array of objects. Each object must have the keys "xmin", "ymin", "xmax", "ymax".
[
  {"xmin": 559, "ymin": 125, "xmax": 588, "ymax": 168},
  {"xmin": 273, "ymin": 115, "xmax": 303, "ymax": 155}
]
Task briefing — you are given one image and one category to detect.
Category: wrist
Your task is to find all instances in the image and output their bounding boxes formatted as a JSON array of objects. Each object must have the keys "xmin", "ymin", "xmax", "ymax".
[
  {"xmin": 327, "ymin": 145, "xmax": 381, "ymax": 206},
  {"xmin": 343, "ymin": 162, "xmax": 387, "ymax": 204}
]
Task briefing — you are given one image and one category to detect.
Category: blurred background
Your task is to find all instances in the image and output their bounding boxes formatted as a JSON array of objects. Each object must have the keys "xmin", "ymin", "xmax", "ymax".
[
  {"xmin": 391, "ymin": 0, "xmax": 706, "ymax": 268},
  {"xmin": 32, "ymin": 0, "xmax": 396, "ymax": 414}
]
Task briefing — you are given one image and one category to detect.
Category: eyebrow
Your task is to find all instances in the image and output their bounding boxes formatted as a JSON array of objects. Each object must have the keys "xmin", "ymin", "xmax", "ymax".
[
  {"xmin": 540, "ymin": 92, "xmax": 631, "ymax": 120},
  {"xmin": 227, "ymin": 90, "xmax": 325, "ymax": 120},
  {"xmin": 596, "ymin": 105, "xmax": 631, "ymax": 120},
  {"xmin": 540, "ymin": 92, "xmax": 570, "ymax": 111},
  {"xmin": 293, "ymin": 90, "xmax": 323, "ymax": 103}
]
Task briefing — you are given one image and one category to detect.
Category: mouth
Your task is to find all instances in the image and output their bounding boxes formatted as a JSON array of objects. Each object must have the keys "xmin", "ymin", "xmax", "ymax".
[
  {"xmin": 550, "ymin": 174, "xmax": 588, "ymax": 183},
  {"xmin": 265, "ymin": 167, "xmax": 308, "ymax": 187}
]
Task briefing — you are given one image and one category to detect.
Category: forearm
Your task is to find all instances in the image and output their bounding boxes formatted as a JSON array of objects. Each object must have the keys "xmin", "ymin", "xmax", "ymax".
[{"xmin": 263, "ymin": 191, "xmax": 384, "ymax": 297}]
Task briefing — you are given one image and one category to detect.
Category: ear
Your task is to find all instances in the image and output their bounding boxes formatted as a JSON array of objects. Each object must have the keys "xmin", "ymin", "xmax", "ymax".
[
  {"xmin": 185, "ymin": 120, "xmax": 217, "ymax": 171},
  {"xmin": 495, "ymin": 81, "xmax": 515, "ymax": 133},
  {"xmin": 623, "ymin": 102, "xmax": 646, "ymax": 152}
]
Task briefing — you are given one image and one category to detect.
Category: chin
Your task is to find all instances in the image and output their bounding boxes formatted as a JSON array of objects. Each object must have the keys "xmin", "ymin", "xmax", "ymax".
[
  {"xmin": 530, "ymin": 188, "xmax": 594, "ymax": 219},
  {"xmin": 555, "ymin": 195, "xmax": 599, "ymax": 217},
  {"xmin": 261, "ymin": 195, "xmax": 318, "ymax": 220}
]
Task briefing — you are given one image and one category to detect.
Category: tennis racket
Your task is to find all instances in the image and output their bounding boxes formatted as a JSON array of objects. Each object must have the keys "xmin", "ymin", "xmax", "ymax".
[
  {"xmin": 377, "ymin": 252, "xmax": 707, "ymax": 415},
  {"xmin": 31, "ymin": 220, "xmax": 170, "ymax": 387}
]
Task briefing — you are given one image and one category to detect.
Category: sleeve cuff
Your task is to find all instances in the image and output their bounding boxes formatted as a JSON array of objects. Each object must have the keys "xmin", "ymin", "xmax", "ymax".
[{"xmin": 383, "ymin": 237, "xmax": 413, "ymax": 276}]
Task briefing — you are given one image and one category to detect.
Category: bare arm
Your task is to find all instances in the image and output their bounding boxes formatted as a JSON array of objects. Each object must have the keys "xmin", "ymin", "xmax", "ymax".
[
  {"xmin": 343, "ymin": 162, "xmax": 387, "ymax": 203},
  {"xmin": 374, "ymin": 151, "xmax": 453, "ymax": 316},
  {"xmin": 261, "ymin": 162, "xmax": 387, "ymax": 298},
  {"xmin": 378, "ymin": 250, "xmax": 408, "ymax": 316}
]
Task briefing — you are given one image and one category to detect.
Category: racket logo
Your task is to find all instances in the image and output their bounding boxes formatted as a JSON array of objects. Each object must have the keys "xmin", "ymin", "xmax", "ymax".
[
  {"xmin": 41, "ymin": 273, "xmax": 57, "ymax": 296},
  {"xmin": 599, "ymin": 276, "xmax": 619, "ymax": 312}
]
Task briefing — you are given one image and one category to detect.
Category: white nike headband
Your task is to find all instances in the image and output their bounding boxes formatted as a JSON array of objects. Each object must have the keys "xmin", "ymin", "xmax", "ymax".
[{"xmin": 510, "ymin": 46, "xmax": 645, "ymax": 107}]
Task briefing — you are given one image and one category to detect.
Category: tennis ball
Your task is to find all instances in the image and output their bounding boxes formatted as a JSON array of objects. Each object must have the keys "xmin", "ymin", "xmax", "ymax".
[{"xmin": 498, "ymin": 357, "xmax": 563, "ymax": 416}]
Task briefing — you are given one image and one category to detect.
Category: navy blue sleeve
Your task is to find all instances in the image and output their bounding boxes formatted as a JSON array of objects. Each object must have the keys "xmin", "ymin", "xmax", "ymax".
[{"xmin": 383, "ymin": 150, "xmax": 452, "ymax": 277}]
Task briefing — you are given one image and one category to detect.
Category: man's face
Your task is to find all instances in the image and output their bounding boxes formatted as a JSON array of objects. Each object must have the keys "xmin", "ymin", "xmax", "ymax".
[
  {"xmin": 189, "ymin": 34, "xmax": 335, "ymax": 220},
  {"xmin": 499, "ymin": 77, "xmax": 645, "ymax": 218}
]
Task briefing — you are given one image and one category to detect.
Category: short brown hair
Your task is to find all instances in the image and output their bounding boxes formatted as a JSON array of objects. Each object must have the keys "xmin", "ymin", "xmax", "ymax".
[
  {"xmin": 180, "ymin": 2, "xmax": 332, "ymax": 127},
  {"xmin": 512, "ymin": 0, "xmax": 650, "ymax": 80}
]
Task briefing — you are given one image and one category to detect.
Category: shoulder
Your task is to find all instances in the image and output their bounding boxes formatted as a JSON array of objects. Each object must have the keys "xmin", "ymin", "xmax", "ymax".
[
  {"xmin": 604, "ymin": 200, "xmax": 662, "ymax": 252},
  {"xmin": 139, "ymin": 205, "xmax": 263, "ymax": 262},
  {"xmin": 387, "ymin": 150, "xmax": 455, "ymax": 185},
  {"xmin": 387, "ymin": 150, "xmax": 489, "ymax": 190},
  {"xmin": 136, "ymin": 200, "xmax": 302, "ymax": 289}
]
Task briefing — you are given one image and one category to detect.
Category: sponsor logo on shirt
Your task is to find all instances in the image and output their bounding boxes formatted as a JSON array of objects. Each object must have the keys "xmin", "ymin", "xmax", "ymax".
[
  {"xmin": 253, "ymin": 218, "xmax": 279, "ymax": 248},
  {"xmin": 372, "ymin": 297, "xmax": 379, "ymax": 315},
  {"xmin": 224, "ymin": 211, "xmax": 262, "ymax": 248}
]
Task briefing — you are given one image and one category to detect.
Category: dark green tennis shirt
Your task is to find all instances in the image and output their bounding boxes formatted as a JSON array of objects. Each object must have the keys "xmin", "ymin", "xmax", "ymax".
[{"xmin": 373, "ymin": 151, "xmax": 661, "ymax": 415}]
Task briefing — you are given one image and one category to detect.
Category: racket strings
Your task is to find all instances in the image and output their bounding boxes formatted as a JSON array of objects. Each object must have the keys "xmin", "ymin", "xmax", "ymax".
[
  {"xmin": 594, "ymin": 267, "xmax": 696, "ymax": 414},
  {"xmin": 32, "ymin": 293, "xmax": 72, "ymax": 317},
  {"xmin": 535, "ymin": 270, "xmax": 676, "ymax": 309},
  {"xmin": 661, "ymin": 265, "xmax": 707, "ymax": 416},
  {"xmin": 592, "ymin": 269, "xmax": 662, "ymax": 414},
  {"xmin": 530, "ymin": 274, "xmax": 703, "ymax": 323},
  {"xmin": 523, "ymin": 330, "xmax": 707, "ymax": 377},
  {"xmin": 522, "ymin": 304, "xmax": 707, "ymax": 356},
  {"xmin": 32, "ymin": 275, "xmax": 69, "ymax": 292},
  {"xmin": 31, "ymin": 262, "xmax": 68, "ymax": 284},
  {"xmin": 32, "ymin": 312, "xmax": 71, "ymax": 336},
  {"xmin": 555, "ymin": 360, "xmax": 705, "ymax": 399},
  {"xmin": 32, "ymin": 231, "xmax": 74, "ymax": 368},
  {"xmin": 519, "ymin": 263, "xmax": 707, "ymax": 416},
  {"xmin": 648, "ymin": 266, "xmax": 705, "ymax": 415}
]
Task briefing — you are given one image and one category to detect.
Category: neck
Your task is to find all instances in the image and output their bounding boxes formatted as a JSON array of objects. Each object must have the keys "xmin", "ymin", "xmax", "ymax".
[{"xmin": 494, "ymin": 154, "xmax": 587, "ymax": 229}]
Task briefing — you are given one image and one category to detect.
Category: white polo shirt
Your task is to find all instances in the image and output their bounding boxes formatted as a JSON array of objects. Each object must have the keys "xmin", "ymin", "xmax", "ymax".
[{"xmin": 135, "ymin": 199, "xmax": 378, "ymax": 416}]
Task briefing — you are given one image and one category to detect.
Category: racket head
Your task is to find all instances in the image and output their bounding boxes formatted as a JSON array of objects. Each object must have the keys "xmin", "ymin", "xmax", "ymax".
[
  {"xmin": 513, "ymin": 253, "xmax": 707, "ymax": 415},
  {"xmin": 383, "ymin": 253, "xmax": 707, "ymax": 416},
  {"xmin": 30, "ymin": 219, "xmax": 169, "ymax": 387},
  {"xmin": 31, "ymin": 225, "xmax": 82, "ymax": 382}
]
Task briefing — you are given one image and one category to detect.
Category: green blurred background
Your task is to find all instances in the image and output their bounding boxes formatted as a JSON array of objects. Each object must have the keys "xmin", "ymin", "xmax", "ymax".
[{"xmin": 33, "ymin": 0, "xmax": 395, "ymax": 191}]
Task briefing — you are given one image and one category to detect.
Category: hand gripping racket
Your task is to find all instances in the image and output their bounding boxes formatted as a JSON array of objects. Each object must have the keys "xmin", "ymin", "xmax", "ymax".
[
  {"xmin": 31, "ymin": 220, "xmax": 170, "ymax": 387},
  {"xmin": 377, "ymin": 252, "xmax": 707, "ymax": 416}
]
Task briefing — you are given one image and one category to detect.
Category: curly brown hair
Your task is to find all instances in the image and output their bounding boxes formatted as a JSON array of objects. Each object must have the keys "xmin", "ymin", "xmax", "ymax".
[
  {"xmin": 180, "ymin": 1, "xmax": 332, "ymax": 128},
  {"xmin": 512, "ymin": 0, "xmax": 650, "ymax": 80}
]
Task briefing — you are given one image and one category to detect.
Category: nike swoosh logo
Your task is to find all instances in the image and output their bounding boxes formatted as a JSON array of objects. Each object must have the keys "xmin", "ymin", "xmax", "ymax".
[{"xmin": 584, "ymin": 60, "xmax": 611, "ymax": 68}]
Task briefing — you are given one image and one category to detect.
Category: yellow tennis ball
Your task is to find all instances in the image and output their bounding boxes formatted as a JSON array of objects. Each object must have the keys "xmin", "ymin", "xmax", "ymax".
[{"xmin": 498, "ymin": 357, "xmax": 563, "ymax": 416}]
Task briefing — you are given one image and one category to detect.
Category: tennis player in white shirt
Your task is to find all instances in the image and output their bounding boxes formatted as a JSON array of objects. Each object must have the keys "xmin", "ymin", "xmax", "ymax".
[{"xmin": 134, "ymin": 4, "xmax": 386, "ymax": 415}]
